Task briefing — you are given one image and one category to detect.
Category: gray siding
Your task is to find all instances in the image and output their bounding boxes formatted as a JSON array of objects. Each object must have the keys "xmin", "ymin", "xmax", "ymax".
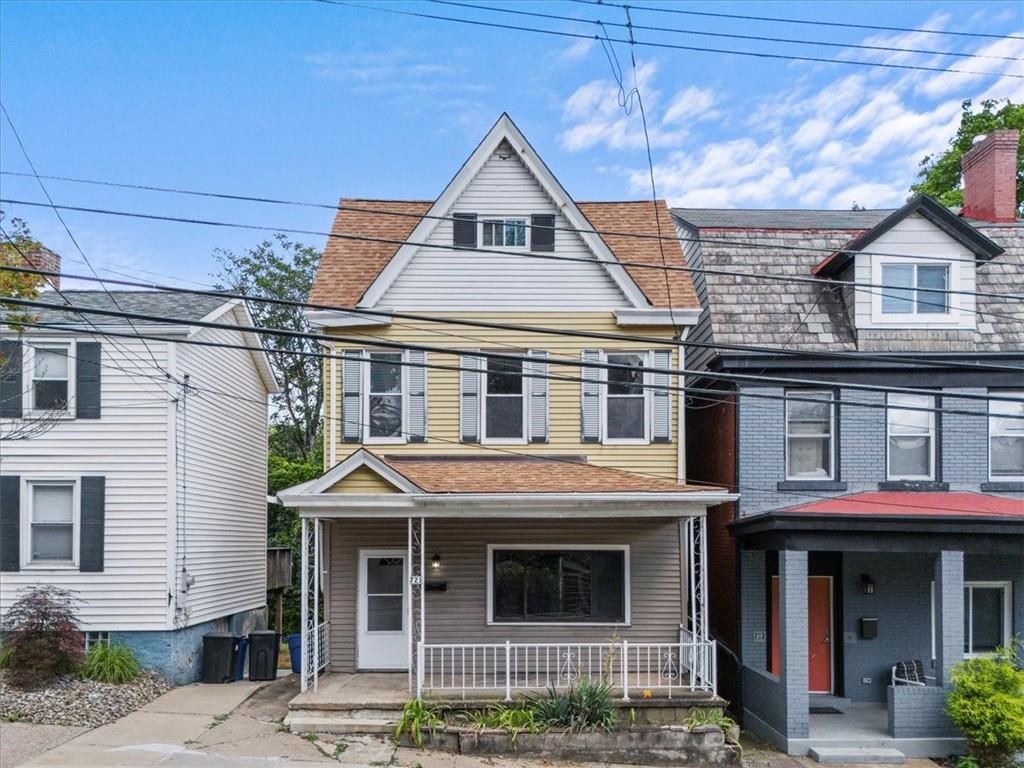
[{"xmin": 326, "ymin": 517, "xmax": 686, "ymax": 672}]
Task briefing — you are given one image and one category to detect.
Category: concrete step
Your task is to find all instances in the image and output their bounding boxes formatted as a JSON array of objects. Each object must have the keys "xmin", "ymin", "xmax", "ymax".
[
  {"xmin": 809, "ymin": 746, "xmax": 906, "ymax": 764},
  {"xmin": 285, "ymin": 711, "xmax": 398, "ymax": 735}
]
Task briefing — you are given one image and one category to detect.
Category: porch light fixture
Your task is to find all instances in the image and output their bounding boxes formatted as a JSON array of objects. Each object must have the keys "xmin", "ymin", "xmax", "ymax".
[
  {"xmin": 431, "ymin": 553, "xmax": 441, "ymax": 570},
  {"xmin": 860, "ymin": 574, "xmax": 875, "ymax": 595}
]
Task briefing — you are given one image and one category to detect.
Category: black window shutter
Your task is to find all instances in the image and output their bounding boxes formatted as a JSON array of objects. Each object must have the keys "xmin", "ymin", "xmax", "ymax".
[
  {"xmin": 452, "ymin": 213, "xmax": 478, "ymax": 248},
  {"xmin": 0, "ymin": 476, "xmax": 20, "ymax": 572},
  {"xmin": 531, "ymin": 214, "xmax": 555, "ymax": 252},
  {"xmin": 79, "ymin": 476, "xmax": 105, "ymax": 572},
  {"xmin": 0, "ymin": 340, "xmax": 23, "ymax": 418},
  {"xmin": 76, "ymin": 342, "xmax": 102, "ymax": 419}
]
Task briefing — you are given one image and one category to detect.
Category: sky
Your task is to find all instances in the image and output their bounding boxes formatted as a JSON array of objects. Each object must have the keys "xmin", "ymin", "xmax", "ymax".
[{"xmin": 1, "ymin": 0, "xmax": 1022, "ymax": 288}]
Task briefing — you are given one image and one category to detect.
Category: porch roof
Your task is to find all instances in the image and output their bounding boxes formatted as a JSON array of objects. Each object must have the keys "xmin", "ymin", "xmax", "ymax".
[{"xmin": 778, "ymin": 490, "xmax": 1024, "ymax": 519}]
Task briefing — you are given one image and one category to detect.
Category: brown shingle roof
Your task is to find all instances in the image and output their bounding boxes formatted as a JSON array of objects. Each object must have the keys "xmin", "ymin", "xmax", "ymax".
[
  {"xmin": 309, "ymin": 198, "xmax": 698, "ymax": 309},
  {"xmin": 378, "ymin": 454, "xmax": 717, "ymax": 494}
]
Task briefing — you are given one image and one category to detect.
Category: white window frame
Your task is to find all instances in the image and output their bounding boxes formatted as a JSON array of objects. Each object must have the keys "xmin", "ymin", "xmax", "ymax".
[
  {"xmin": 784, "ymin": 389, "xmax": 836, "ymax": 481},
  {"xmin": 886, "ymin": 393, "xmax": 936, "ymax": 481},
  {"xmin": 601, "ymin": 351, "xmax": 651, "ymax": 445},
  {"xmin": 85, "ymin": 631, "xmax": 110, "ymax": 650},
  {"xmin": 361, "ymin": 350, "xmax": 407, "ymax": 445},
  {"xmin": 480, "ymin": 217, "xmax": 529, "ymax": 250},
  {"xmin": 870, "ymin": 258, "xmax": 961, "ymax": 327},
  {"xmin": 931, "ymin": 581, "xmax": 1013, "ymax": 659},
  {"xmin": 23, "ymin": 340, "xmax": 76, "ymax": 418},
  {"xmin": 988, "ymin": 390, "xmax": 1024, "ymax": 482},
  {"xmin": 481, "ymin": 354, "xmax": 528, "ymax": 445},
  {"xmin": 486, "ymin": 543, "xmax": 631, "ymax": 627},
  {"xmin": 21, "ymin": 478, "xmax": 80, "ymax": 570}
]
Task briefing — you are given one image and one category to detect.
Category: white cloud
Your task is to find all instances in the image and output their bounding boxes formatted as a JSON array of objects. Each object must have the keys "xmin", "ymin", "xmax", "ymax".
[{"xmin": 556, "ymin": 38, "xmax": 595, "ymax": 63}]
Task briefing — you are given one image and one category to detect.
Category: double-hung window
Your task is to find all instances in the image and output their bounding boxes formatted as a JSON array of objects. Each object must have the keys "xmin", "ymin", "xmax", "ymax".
[
  {"xmin": 489, "ymin": 545, "xmax": 628, "ymax": 624},
  {"xmin": 605, "ymin": 352, "xmax": 647, "ymax": 442},
  {"xmin": 989, "ymin": 390, "xmax": 1024, "ymax": 480},
  {"xmin": 887, "ymin": 393, "xmax": 936, "ymax": 480},
  {"xmin": 785, "ymin": 390, "xmax": 834, "ymax": 480},
  {"xmin": 483, "ymin": 356, "xmax": 526, "ymax": 442},
  {"xmin": 482, "ymin": 218, "xmax": 527, "ymax": 248},
  {"xmin": 31, "ymin": 345, "xmax": 71, "ymax": 412},
  {"xmin": 366, "ymin": 352, "xmax": 404, "ymax": 441},
  {"xmin": 28, "ymin": 481, "xmax": 76, "ymax": 565},
  {"xmin": 880, "ymin": 263, "xmax": 950, "ymax": 315}
]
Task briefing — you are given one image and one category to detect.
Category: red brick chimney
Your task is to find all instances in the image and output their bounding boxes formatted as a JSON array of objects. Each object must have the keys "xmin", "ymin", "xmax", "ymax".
[
  {"xmin": 960, "ymin": 129, "xmax": 1020, "ymax": 223},
  {"xmin": 24, "ymin": 246, "xmax": 62, "ymax": 291}
]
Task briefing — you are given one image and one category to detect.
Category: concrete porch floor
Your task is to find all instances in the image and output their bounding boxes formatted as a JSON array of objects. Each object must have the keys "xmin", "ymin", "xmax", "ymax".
[{"xmin": 809, "ymin": 703, "xmax": 888, "ymax": 741}]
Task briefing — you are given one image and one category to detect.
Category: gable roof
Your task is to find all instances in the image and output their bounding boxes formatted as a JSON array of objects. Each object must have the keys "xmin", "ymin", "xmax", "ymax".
[
  {"xmin": 17, "ymin": 289, "xmax": 231, "ymax": 325},
  {"xmin": 309, "ymin": 114, "xmax": 699, "ymax": 312}
]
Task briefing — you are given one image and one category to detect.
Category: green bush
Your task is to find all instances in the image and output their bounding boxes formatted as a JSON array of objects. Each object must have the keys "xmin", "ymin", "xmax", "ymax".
[
  {"xmin": 529, "ymin": 680, "xmax": 618, "ymax": 733},
  {"xmin": 79, "ymin": 644, "xmax": 141, "ymax": 684},
  {"xmin": 393, "ymin": 699, "xmax": 443, "ymax": 748},
  {"xmin": 460, "ymin": 703, "xmax": 538, "ymax": 745},
  {"xmin": 0, "ymin": 586, "xmax": 83, "ymax": 688},
  {"xmin": 946, "ymin": 638, "xmax": 1024, "ymax": 768}
]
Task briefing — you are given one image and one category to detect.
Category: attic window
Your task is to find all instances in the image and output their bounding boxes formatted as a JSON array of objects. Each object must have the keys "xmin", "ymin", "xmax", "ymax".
[
  {"xmin": 880, "ymin": 264, "xmax": 949, "ymax": 315},
  {"xmin": 482, "ymin": 219, "xmax": 527, "ymax": 248}
]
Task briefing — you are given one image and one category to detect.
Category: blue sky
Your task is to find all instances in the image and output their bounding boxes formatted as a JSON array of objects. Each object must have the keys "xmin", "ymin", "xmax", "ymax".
[{"xmin": 1, "ymin": 0, "xmax": 1022, "ymax": 287}]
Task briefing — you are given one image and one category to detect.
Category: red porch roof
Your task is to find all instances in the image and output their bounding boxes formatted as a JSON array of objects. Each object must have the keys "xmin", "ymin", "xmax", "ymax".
[{"xmin": 782, "ymin": 491, "xmax": 1023, "ymax": 519}]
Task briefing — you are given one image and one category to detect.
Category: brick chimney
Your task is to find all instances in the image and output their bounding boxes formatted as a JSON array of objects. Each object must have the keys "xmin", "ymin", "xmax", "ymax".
[
  {"xmin": 24, "ymin": 246, "xmax": 62, "ymax": 291},
  {"xmin": 960, "ymin": 129, "xmax": 1020, "ymax": 223}
]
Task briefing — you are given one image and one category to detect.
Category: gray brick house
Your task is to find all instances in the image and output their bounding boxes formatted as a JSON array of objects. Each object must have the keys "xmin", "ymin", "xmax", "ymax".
[{"xmin": 677, "ymin": 130, "xmax": 1023, "ymax": 761}]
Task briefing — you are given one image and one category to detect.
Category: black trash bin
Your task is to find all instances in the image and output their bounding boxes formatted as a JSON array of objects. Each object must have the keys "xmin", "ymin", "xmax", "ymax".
[
  {"xmin": 248, "ymin": 630, "xmax": 280, "ymax": 681},
  {"xmin": 202, "ymin": 632, "xmax": 239, "ymax": 684}
]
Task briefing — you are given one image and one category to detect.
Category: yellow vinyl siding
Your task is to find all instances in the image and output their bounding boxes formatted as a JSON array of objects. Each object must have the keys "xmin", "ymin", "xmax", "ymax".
[
  {"xmin": 325, "ymin": 465, "xmax": 401, "ymax": 494},
  {"xmin": 327, "ymin": 312, "xmax": 679, "ymax": 480}
]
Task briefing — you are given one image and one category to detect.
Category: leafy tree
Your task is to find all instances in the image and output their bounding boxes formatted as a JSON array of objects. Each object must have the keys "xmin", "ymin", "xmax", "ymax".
[
  {"xmin": 0, "ymin": 215, "xmax": 47, "ymax": 329},
  {"xmin": 213, "ymin": 234, "xmax": 323, "ymax": 463},
  {"xmin": 912, "ymin": 99, "xmax": 1024, "ymax": 215},
  {"xmin": 0, "ymin": 586, "xmax": 84, "ymax": 688}
]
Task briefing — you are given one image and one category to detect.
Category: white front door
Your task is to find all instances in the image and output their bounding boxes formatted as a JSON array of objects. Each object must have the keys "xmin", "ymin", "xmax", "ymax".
[{"xmin": 357, "ymin": 549, "xmax": 408, "ymax": 670}]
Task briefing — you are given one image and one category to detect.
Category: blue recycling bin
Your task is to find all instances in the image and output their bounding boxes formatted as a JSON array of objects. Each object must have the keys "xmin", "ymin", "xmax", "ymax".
[
  {"xmin": 287, "ymin": 633, "xmax": 302, "ymax": 674},
  {"xmin": 233, "ymin": 636, "xmax": 249, "ymax": 681}
]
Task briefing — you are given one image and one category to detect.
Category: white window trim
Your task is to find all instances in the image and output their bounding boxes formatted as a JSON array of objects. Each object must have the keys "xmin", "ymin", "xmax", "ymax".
[
  {"xmin": 886, "ymin": 393, "xmax": 936, "ymax": 481},
  {"xmin": 361, "ymin": 350, "xmax": 407, "ymax": 445},
  {"xmin": 988, "ymin": 389, "xmax": 1024, "ymax": 482},
  {"xmin": 20, "ymin": 477, "xmax": 80, "ymax": 570},
  {"xmin": 480, "ymin": 217, "xmax": 529, "ymax": 251},
  {"xmin": 22, "ymin": 340, "xmax": 76, "ymax": 418},
  {"xmin": 601, "ymin": 350, "xmax": 651, "ymax": 446},
  {"xmin": 481, "ymin": 355, "xmax": 529, "ymax": 445},
  {"xmin": 870, "ymin": 258, "xmax": 961, "ymax": 328},
  {"xmin": 931, "ymin": 581, "xmax": 1013, "ymax": 659},
  {"xmin": 784, "ymin": 389, "xmax": 836, "ymax": 481},
  {"xmin": 486, "ymin": 544, "xmax": 631, "ymax": 627}
]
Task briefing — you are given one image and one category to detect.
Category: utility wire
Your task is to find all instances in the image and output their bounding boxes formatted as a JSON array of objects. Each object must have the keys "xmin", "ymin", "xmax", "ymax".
[
  {"xmin": 7, "ymin": 263, "xmax": 1022, "ymax": 375},
  {"xmin": 569, "ymin": 0, "xmax": 1024, "ymax": 42},
  {"xmin": 432, "ymin": 0, "xmax": 1024, "ymax": 62},
  {"xmin": 2, "ymin": 170, "xmax": 1014, "ymax": 268},
  {"xmin": 311, "ymin": 0, "xmax": 1024, "ymax": 78},
  {"xmin": 3, "ymin": 199, "xmax": 1019, "ymax": 311}
]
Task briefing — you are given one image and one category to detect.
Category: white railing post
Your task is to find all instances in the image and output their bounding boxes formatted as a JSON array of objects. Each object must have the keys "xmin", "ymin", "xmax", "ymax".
[
  {"xmin": 417, "ymin": 642, "xmax": 425, "ymax": 700},
  {"xmin": 621, "ymin": 640, "xmax": 629, "ymax": 701},
  {"xmin": 505, "ymin": 641, "xmax": 512, "ymax": 701}
]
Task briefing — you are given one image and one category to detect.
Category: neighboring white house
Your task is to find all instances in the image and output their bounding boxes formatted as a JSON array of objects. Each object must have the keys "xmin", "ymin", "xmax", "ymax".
[{"xmin": 0, "ymin": 287, "xmax": 277, "ymax": 683}]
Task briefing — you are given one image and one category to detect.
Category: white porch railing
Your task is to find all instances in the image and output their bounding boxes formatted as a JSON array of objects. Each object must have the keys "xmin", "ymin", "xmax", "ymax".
[
  {"xmin": 417, "ymin": 637, "xmax": 717, "ymax": 700},
  {"xmin": 316, "ymin": 621, "xmax": 329, "ymax": 672}
]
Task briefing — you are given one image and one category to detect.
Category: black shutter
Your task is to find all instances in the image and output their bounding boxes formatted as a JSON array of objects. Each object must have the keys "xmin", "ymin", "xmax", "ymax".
[
  {"xmin": 79, "ymin": 476, "xmax": 105, "ymax": 572},
  {"xmin": 0, "ymin": 476, "xmax": 20, "ymax": 572},
  {"xmin": 531, "ymin": 214, "xmax": 555, "ymax": 252},
  {"xmin": 76, "ymin": 342, "xmax": 102, "ymax": 419},
  {"xmin": 452, "ymin": 213, "xmax": 478, "ymax": 248},
  {"xmin": 0, "ymin": 340, "xmax": 23, "ymax": 418}
]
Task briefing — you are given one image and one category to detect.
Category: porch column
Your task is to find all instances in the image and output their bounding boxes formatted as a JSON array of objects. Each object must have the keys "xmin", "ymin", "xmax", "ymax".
[
  {"xmin": 934, "ymin": 550, "xmax": 965, "ymax": 687},
  {"xmin": 300, "ymin": 518, "xmax": 309, "ymax": 693},
  {"xmin": 409, "ymin": 517, "xmax": 425, "ymax": 698},
  {"xmin": 779, "ymin": 550, "xmax": 809, "ymax": 739}
]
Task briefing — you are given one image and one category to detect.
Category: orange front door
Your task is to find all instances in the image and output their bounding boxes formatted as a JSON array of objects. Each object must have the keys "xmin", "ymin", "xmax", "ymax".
[{"xmin": 769, "ymin": 575, "xmax": 833, "ymax": 693}]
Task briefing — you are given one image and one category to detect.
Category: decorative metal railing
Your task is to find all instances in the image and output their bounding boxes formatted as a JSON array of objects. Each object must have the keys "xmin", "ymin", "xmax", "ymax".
[{"xmin": 416, "ymin": 638, "xmax": 717, "ymax": 700}]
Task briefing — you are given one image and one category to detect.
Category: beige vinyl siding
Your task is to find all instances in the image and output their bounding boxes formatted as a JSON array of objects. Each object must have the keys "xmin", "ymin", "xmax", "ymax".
[
  {"xmin": 175, "ymin": 313, "xmax": 270, "ymax": 626},
  {"xmin": 328, "ymin": 312, "xmax": 680, "ymax": 480},
  {"xmin": 379, "ymin": 145, "xmax": 629, "ymax": 310},
  {"xmin": 326, "ymin": 517, "xmax": 684, "ymax": 672},
  {"xmin": 327, "ymin": 466, "xmax": 401, "ymax": 493}
]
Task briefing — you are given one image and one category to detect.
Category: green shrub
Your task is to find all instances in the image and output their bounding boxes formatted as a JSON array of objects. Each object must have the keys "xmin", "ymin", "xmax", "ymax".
[
  {"xmin": 0, "ymin": 586, "xmax": 83, "ymax": 688},
  {"xmin": 530, "ymin": 679, "xmax": 618, "ymax": 733},
  {"xmin": 79, "ymin": 644, "xmax": 141, "ymax": 684},
  {"xmin": 946, "ymin": 638, "xmax": 1024, "ymax": 768},
  {"xmin": 394, "ymin": 699, "xmax": 443, "ymax": 748},
  {"xmin": 460, "ymin": 703, "xmax": 538, "ymax": 745}
]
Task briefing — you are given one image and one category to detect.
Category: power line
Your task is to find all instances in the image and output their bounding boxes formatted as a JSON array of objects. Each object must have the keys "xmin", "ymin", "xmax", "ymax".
[
  {"xmin": 7, "ymin": 263, "xmax": 1022, "ymax": 375},
  {"xmin": 311, "ymin": 0, "xmax": 1024, "ymax": 78},
  {"xmin": 3, "ymin": 199, "xmax": 1019, "ymax": 312},
  {"xmin": 433, "ymin": 0, "xmax": 1024, "ymax": 62},
  {"xmin": 5, "ymin": 294, "xmax": 1021, "ymax": 415},
  {"xmin": 569, "ymin": 0, "xmax": 1024, "ymax": 42},
  {"xmin": 2, "ymin": 169, "xmax": 1014, "ymax": 269}
]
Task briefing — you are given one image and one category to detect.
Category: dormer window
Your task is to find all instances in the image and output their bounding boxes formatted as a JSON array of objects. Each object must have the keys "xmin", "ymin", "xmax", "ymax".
[
  {"xmin": 482, "ymin": 219, "xmax": 527, "ymax": 249},
  {"xmin": 880, "ymin": 264, "xmax": 949, "ymax": 315}
]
